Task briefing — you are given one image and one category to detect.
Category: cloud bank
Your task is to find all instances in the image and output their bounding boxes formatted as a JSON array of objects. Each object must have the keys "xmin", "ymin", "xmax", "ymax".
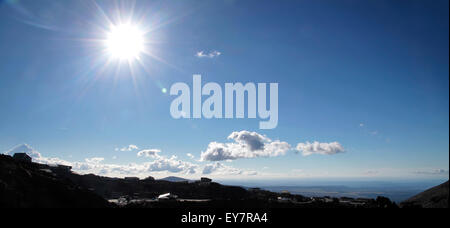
[
  {"xmin": 147, "ymin": 155, "xmax": 197, "ymax": 174},
  {"xmin": 295, "ymin": 141, "xmax": 345, "ymax": 156},
  {"xmin": 202, "ymin": 162, "xmax": 257, "ymax": 176},
  {"xmin": 200, "ymin": 131, "xmax": 291, "ymax": 161},
  {"xmin": 4, "ymin": 144, "xmax": 198, "ymax": 177},
  {"xmin": 74, "ymin": 154, "xmax": 199, "ymax": 176}
]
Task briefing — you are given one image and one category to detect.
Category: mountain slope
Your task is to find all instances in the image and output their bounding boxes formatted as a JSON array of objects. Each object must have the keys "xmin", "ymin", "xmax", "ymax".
[
  {"xmin": 400, "ymin": 181, "xmax": 449, "ymax": 208},
  {"xmin": 159, "ymin": 176, "xmax": 191, "ymax": 182}
]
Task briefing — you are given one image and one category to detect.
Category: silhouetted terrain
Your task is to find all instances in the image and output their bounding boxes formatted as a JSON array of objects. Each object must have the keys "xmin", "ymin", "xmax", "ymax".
[
  {"xmin": 259, "ymin": 184, "xmax": 428, "ymax": 203},
  {"xmin": 0, "ymin": 154, "xmax": 400, "ymax": 208},
  {"xmin": 159, "ymin": 176, "xmax": 191, "ymax": 182},
  {"xmin": 400, "ymin": 181, "xmax": 449, "ymax": 208},
  {"xmin": 0, "ymin": 155, "xmax": 109, "ymax": 208}
]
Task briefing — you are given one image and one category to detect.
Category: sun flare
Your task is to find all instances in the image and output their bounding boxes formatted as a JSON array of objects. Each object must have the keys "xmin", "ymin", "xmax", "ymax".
[{"xmin": 105, "ymin": 23, "xmax": 145, "ymax": 60}]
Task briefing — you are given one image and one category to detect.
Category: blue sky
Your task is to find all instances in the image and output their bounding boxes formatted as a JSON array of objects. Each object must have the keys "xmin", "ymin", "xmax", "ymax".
[{"xmin": 0, "ymin": 0, "xmax": 448, "ymax": 181}]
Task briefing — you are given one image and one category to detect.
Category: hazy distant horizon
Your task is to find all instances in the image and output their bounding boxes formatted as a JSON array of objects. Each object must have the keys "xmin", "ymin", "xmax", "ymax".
[{"xmin": 218, "ymin": 178, "xmax": 448, "ymax": 202}]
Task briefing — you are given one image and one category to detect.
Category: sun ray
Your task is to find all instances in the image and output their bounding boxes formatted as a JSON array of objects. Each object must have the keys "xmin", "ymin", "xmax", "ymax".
[{"xmin": 60, "ymin": 0, "xmax": 197, "ymax": 106}]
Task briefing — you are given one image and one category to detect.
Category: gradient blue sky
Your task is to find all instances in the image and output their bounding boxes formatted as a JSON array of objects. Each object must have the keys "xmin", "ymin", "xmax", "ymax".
[{"xmin": 0, "ymin": 0, "xmax": 448, "ymax": 180}]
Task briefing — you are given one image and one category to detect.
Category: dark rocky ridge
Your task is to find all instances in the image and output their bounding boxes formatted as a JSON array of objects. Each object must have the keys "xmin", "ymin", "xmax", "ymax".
[
  {"xmin": 159, "ymin": 176, "xmax": 191, "ymax": 182},
  {"xmin": 400, "ymin": 181, "xmax": 449, "ymax": 208}
]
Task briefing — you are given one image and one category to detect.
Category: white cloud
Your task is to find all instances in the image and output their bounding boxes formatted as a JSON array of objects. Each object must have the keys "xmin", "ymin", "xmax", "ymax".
[
  {"xmin": 37, "ymin": 156, "xmax": 73, "ymax": 167},
  {"xmin": 85, "ymin": 157, "xmax": 105, "ymax": 164},
  {"xmin": 92, "ymin": 163, "xmax": 149, "ymax": 176},
  {"xmin": 202, "ymin": 162, "xmax": 257, "ymax": 176},
  {"xmin": 196, "ymin": 50, "xmax": 221, "ymax": 58},
  {"xmin": 72, "ymin": 162, "xmax": 95, "ymax": 171},
  {"xmin": 295, "ymin": 141, "xmax": 345, "ymax": 156},
  {"xmin": 5, "ymin": 144, "xmax": 42, "ymax": 159},
  {"xmin": 148, "ymin": 155, "xmax": 197, "ymax": 174},
  {"xmin": 137, "ymin": 149, "xmax": 161, "ymax": 158},
  {"xmin": 200, "ymin": 131, "xmax": 291, "ymax": 161},
  {"xmin": 116, "ymin": 144, "xmax": 139, "ymax": 152},
  {"xmin": 187, "ymin": 153, "xmax": 195, "ymax": 159},
  {"xmin": 228, "ymin": 131, "xmax": 267, "ymax": 151},
  {"xmin": 359, "ymin": 123, "xmax": 364, "ymax": 127}
]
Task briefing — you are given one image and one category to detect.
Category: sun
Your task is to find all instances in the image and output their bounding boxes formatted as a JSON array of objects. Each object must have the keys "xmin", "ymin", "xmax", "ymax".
[{"xmin": 105, "ymin": 23, "xmax": 145, "ymax": 60}]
